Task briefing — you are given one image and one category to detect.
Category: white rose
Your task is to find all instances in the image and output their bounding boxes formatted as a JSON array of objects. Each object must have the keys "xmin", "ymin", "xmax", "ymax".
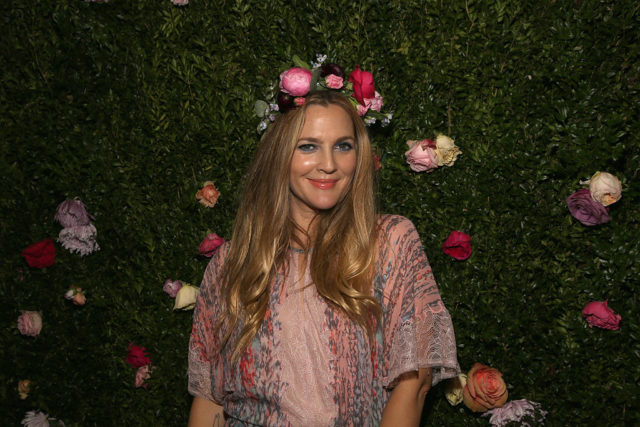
[
  {"xmin": 444, "ymin": 373, "xmax": 467, "ymax": 406},
  {"xmin": 588, "ymin": 171, "xmax": 622, "ymax": 206},
  {"xmin": 173, "ymin": 284, "xmax": 199, "ymax": 310}
]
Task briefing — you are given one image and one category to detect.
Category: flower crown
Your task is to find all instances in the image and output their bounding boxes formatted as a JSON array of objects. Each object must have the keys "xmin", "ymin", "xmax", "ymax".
[{"xmin": 255, "ymin": 54, "xmax": 392, "ymax": 133}]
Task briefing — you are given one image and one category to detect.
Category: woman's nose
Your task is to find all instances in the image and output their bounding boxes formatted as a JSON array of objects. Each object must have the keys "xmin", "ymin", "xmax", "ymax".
[{"xmin": 318, "ymin": 148, "xmax": 337, "ymax": 174}]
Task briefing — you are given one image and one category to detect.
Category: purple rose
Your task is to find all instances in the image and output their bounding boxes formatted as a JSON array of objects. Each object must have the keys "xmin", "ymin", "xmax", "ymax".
[
  {"xmin": 163, "ymin": 279, "xmax": 182, "ymax": 298},
  {"xmin": 566, "ymin": 189, "xmax": 610, "ymax": 226},
  {"xmin": 320, "ymin": 63, "xmax": 345, "ymax": 78},
  {"xmin": 277, "ymin": 91, "xmax": 295, "ymax": 112},
  {"xmin": 55, "ymin": 198, "xmax": 93, "ymax": 228},
  {"xmin": 279, "ymin": 67, "xmax": 313, "ymax": 97}
]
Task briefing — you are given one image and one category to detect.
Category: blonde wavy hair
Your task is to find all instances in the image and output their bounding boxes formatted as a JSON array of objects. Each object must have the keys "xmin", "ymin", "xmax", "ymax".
[{"xmin": 220, "ymin": 91, "xmax": 380, "ymax": 361}]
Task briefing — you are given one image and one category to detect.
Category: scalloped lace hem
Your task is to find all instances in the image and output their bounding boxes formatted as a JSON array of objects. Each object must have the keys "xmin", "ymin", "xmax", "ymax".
[{"xmin": 384, "ymin": 308, "xmax": 460, "ymax": 388}]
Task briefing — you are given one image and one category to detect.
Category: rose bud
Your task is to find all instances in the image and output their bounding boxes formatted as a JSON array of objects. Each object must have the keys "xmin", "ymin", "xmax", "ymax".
[
  {"xmin": 582, "ymin": 300, "xmax": 621, "ymax": 330},
  {"xmin": 174, "ymin": 284, "xmax": 199, "ymax": 310},
  {"xmin": 279, "ymin": 67, "xmax": 313, "ymax": 97},
  {"xmin": 199, "ymin": 233, "xmax": 225, "ymax": 257},
  {"xmin": 195, "ymin": 181, "xmax": 221, "ymax": 208},
  {"xmin": 277, "ymin": 91, "xmax": 296, "ymax": 112},
  {"xmin": 320, "ymin": 63, "xmax": 345, "ymax": 78},
  {"xmin": 442, "ymin": 231, "xmax": 472, "ymax": 260},
  {"xmin": 64, "ymin": 287, "xmax": 86, "ymax": 306},
  {"xmin": 17, "ymin": 311, "xmax": 42, "ymax": 338},
  {"xmin": 445, "ymin": 374, "xmax": 467, "ymax": 406},
  {"xmin": 588, "ymin": 171, "xmax": 622, "ymax": 206},
  {"xmin": 18, "ymin": 380, "xmax": 31, "ymax": 400},
  {"xmin": 434, "ymin": 134, "xmax": 462, "ymax": 167},
  {"xmin": 163, "ymin": 279, "xmax": 182, "ymax": 298},
  {"xmin": 462, "ymin": 363, "xmax": 508, "ymax": 412},
  {"xmin": 566, "ymin": 189, "xmax": 610, "ymax": 226},
  {"xmin": 405, "ymin": 140, "xmax": 439, "ymax": 172},
  {"xmin": 54, "ymin": 198, "xmax": 94, "ymax": 228}
]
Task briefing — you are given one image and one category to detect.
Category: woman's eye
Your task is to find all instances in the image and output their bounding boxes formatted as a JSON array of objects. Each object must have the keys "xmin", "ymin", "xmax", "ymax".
[
  {"xmin": 335, "ymin": 141, "xmax": 354, "ymax": 152},
  {"xmin": 297, "ymin": 144, "xmax": 317, "ymax": 152}
]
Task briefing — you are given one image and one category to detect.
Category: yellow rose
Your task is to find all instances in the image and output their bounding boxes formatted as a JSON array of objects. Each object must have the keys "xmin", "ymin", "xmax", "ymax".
[
  {"xmin": 434, "ymin": 134, "xmax": 462, "ymax": 167},
  {"xmin": 588, "ymin": 171, "xmax": 622, "ymax": 206},
  {"xmin": 445, "ymin": 374, "xmax": 467, "ymax": 406},
  {"xmin": 173, "ymin": 284, "xmax": 199, "ymax": 310}
]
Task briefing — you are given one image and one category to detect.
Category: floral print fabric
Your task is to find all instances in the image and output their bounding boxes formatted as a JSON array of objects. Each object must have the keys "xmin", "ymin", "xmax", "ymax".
[{"xmin": 188, "ymin": 215, "xmax": 460, "ymax": 425}]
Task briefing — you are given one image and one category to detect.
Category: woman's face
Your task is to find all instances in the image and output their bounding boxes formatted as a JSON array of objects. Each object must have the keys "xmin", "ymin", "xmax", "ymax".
[{"xmin": 289, "ymin": 104, "xmax": 357, "ymax": 227}]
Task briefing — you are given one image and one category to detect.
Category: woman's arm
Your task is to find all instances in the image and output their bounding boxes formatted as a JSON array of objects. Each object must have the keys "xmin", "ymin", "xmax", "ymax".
[
  {"xmin": 188, "ymin": 396, "xmax": 225, "ymax": 427},
  {"xmin": 380, "ymin": 368, "xmax": 433, "ymax": 427}
]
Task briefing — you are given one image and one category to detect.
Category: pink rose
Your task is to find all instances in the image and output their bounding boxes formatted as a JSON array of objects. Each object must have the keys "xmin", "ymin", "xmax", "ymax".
[
  {"xmin": 566, "ymin": 188, "xmax": 610, "ymax": 226},
  {"xmin": 171, "ymin": 0, "xmax": 188, "ymax": 5},
  {"xmin": 442, "ymin": 231, "xmax": 472, "ymax": 260},
  {"xmin": 55, "ymin": 198, "xmax": 93, "ymax": 228},
  {"xmin": 126, "ymin": 343, "xmax": 151, "ymax": 368},
  {"xmin": 356, "ymin": 104, "xmax": 369, "ymax": 116},
  {"xmin": 294, "ymin": 97, "xmax": 306, "ymax": 107},
  {"xmin": 364, "ymin": 91, "xmax": 383, "ymax": 112},
  {"xmin": 582, "ymin": 300, "xmax": 621, "ymax": 330},
  {"xmin": 21, "ymin": 238, "xmax": 55, "ymax": 269},
  {"xmin": 135, "ymin": 365, "xmax": 152, "ymax": 388},
  {"xmin": 279, "ymin": 67, "xmax": 313, "ymax": 97},
  {"xmin": 348, "ymin": 65, "xmax": 375, "ymax": 105},
  {"xmin": 325, "ymin": 74, "xmax": 344, "ymax": 89},
  {"xmin": 17, "ymin": 311, "xmax": 42, "ymax": 337},
  {"xmin": 163, "ymin": 279, "xmax": 182, "ymax": 298},
  {"xmin": 199, "ymin": 233, "xmax": 225, "ymax": 257},
  {"xmin": 405, "ymin": 141, "xmax": 439, "ymax": 172}
]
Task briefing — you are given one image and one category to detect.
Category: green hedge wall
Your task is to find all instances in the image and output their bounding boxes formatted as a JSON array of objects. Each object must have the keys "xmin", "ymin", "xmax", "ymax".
[{"xmin": 1, "ymin": 0, "xmax": 638, "ymax": 425}]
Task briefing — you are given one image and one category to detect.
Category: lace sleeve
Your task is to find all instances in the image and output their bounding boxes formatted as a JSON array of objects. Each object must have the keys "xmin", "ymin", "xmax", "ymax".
[
  {"xmin": 378, "ymin": 216, "xmax": 460, "ymax": 388},
  {"xmin": 187, "ymin": 242, "xmax": 229, "ymax": 403}
]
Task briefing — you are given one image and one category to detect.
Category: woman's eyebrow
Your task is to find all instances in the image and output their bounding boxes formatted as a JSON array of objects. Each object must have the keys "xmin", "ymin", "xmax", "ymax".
[{"xmin": 297, "ymin": 136, "xmax": 355, "ymax": 143}]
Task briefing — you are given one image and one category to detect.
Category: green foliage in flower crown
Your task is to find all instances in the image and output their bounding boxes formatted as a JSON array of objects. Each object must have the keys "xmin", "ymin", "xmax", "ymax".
[{"xmin": 1, "ymin": 0, "xmax": 638, "ymax": 425}]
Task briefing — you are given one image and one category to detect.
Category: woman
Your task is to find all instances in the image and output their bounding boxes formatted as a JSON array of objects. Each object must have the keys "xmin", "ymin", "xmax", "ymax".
[{"xmin": 188, "ymin": 90, "xmax": 459, "ymax": 426}]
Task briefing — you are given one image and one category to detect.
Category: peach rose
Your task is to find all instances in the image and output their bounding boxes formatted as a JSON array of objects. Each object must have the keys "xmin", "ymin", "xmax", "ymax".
[
  {"xmin": 64, "ymin": 286, "xmax": 86, "ymax": 306},
  {"xmin": 588, "ymin": 171, "xmax": 622, "ymax": 206},
  {"xmin": 17, "ymin": 311, "xmax": 42, "ymax": 338},
  {"xmin": 405, "ymin": 139, "xmax": 439, "ymax": 172},
  {"xmin": 195, "ymin": 181, "xmax": 220, "ymax": 208},
  {"xmin": 18, "ymin": 380, "xmax": 31, "ymax": 400},
  {"xmin": 462, "ymin": 363, "xmax": 508, "ymax": 412}
]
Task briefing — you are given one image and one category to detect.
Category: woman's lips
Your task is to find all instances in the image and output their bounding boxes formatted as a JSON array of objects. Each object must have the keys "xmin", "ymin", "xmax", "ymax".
[{"xmin": 308, "ymin": 179, "xmax": 338, "ymax": 190}]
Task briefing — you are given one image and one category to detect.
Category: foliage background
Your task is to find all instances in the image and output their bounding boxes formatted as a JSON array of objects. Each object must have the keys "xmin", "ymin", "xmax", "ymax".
[{"xmin": 1, "ymin": 0, "xmax": 638, "ymax": 425}]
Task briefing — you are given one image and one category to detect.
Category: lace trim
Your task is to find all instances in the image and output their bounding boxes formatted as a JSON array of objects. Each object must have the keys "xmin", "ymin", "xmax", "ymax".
[
  {"xmin": 385, "ymin": 307, "xmax": 460, "ymax": 388},
  {"xmin": 187, "ymin": 342, "xmax": 218, "ymax": 403}
]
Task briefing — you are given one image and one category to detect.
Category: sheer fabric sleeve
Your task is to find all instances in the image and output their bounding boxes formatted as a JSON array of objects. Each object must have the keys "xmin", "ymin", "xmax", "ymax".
[
  {"xmin": 378, "ymin": 216, "xmax": 460, "ymax": 388},
  {"xmin": 187, "ymin": 242, "xmax": 230, "ymax": 403}
]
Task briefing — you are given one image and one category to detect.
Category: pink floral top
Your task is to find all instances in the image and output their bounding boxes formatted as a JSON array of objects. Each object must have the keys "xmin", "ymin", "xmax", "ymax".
[{"xmin": 188, "ymin": 215, "xmax": 460, "ymax": 426}]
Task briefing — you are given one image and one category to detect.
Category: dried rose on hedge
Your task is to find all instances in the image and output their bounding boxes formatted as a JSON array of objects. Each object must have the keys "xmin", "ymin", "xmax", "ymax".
[
  {"xmin": 442, "ymin": 231, "xmax": 472, "ymax": 260},
  {"xmin": 21, "ymin": 238, "xmax": 55, "ymax": 269},
  {"xmin": 588, "ymin": 171, "xmax": 622, "ymax": 206},
  {"xmin": 17, "ymin": 311, "xmax": 42, "ymax": 338},
  {"xmin": 462, "ymin": 363, "xmax": 508, "ymax": 412},
  {"xmin": 195, "ymin": 181, "xmax": 221, "ymax": 208},
  {"xmin": 126, "ymin": 343, "xmax": 151, "ymax": 368},
  {"xmin": 54, "ymin": 198, "xmax": 93, "ymax": 228},
  {"xmin": 582, "ymin": 300, "xmax": 621, "ymax": 330}
]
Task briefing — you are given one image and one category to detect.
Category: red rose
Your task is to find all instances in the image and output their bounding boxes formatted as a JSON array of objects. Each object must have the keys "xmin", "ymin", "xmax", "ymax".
[
  {"xmin": 126, "ymin": 343, "xmax": 151, "ymax": 368},
  {"xmin": 198, "ymin": 233, "xmax": 225, "ymax": 257},
  {"xmin": 348, "ymin": 65, "xmax": 375, "ymax": 106},
  {"xmin": 21, "ymin": 238, "xmax": 55, "ymax": 269},
  {"xmin": 442, "ymin": 231, "xmax": 472, "ymax": 260}
]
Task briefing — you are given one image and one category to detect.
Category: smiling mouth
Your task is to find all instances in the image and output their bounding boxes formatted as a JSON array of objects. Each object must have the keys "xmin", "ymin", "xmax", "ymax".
[{"xmin": 308, "ymin": 179, "xmax": 338, "ymax": 190}]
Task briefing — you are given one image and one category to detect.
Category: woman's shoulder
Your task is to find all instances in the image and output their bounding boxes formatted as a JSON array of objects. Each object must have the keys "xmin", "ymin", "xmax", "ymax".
[{"xmin": 377, "ymin": 214, "xmax": 419, "ymax": 238}]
